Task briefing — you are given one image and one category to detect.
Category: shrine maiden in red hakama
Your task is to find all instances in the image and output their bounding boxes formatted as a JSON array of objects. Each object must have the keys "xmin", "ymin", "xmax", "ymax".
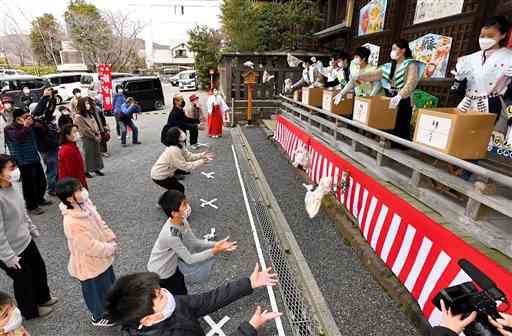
[{"xmin": 207, "ymin": 89, "xmax": 229, "ymax": 137}]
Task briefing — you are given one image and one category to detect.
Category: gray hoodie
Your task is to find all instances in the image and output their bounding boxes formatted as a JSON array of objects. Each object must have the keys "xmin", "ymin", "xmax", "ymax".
[{"xmin": 0, "ymin": 186, "xmax": 38, "ymax": 264}]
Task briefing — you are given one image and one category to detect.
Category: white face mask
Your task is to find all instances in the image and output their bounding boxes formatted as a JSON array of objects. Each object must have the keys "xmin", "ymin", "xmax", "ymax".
[
  {"xmin": 23, "ymin": 88, "xmax": 30, "ymax": 95},
  {"xmin": 8, "ymin": 168, "xmax": 21, "ymax": 183},
  {"xmin": 81, "ymin": 189, "xmax": 89, "ymax": 202},
  {"xmin": 3, "ymin": 307, "xmax": 23, "ymax": 333},
  {"xmin": 179, "ymin": 132, "xmax": 187, "ymax": 143},
  {"xmin": 390, "ymin": 50, "xmax": 399, "ymax": 60},
  {"xmin": 75, "ymin": 93, "xmax": 81, "ymax": 98},
  {"xmin": 118, "ymin": 89, "xmax": 123, "ymax": 94},
  {"xmin": 479, "ymin": 37, "xmax": 497, "ymax": 51},
  {"xmin": 353, "ymin": 57, "xmax": 362, "ymax": 65},
  {"xmin": 184, "ymin": 204, "xmax": 191, "ymax": 219},
  {"xmin": 157, "ymin": 288, "xmax": 176, "ymax": 322}
]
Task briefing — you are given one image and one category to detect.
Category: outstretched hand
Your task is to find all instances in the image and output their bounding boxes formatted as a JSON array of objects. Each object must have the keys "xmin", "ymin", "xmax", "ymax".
[
  {"xmin": 250, "ymin": 263, "xmax": 278, "ymax": 289},
  {"xmin": 249, "ymin": 305, "xmax": 282, "ymax": 330},
  {"xmin": 213, "ymin": 237, "xmax": 237, "ymax": 255},
  {"xmin": 489, "ymin": 313, "xmax": 512, "ymax": 336}
]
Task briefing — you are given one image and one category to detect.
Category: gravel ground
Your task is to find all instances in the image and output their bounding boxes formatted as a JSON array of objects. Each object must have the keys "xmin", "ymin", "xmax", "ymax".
[
  {"xmin": 0, "ymin": 90, "xmax": 283, "ymax": 335},
  {"xmin": 243, "ymin": 126, "xmax": 421, "ymax": 336}
]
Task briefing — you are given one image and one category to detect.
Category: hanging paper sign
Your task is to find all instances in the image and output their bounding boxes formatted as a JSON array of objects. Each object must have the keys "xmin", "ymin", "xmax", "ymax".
[
  {"xmin": 358, "ymin": 0, "xmax": 388, "ymax": 36},
  {"xmin": 98, "ymin": 64, "xmax": 113, "ymax": 111},
  {"xmin": 409, "ymin": 33, "xmax": 453, "ymax": 79},
  {"xmin": 413, "ymin": 0, "xmax": 464, "ymax": 25},
  {"xmin": 362, "ymin": 43, "xmax": 381, "ymax": 66}
]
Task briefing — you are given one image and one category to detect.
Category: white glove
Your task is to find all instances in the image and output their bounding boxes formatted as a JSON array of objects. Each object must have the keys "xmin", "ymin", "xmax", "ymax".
[
  {"xmin": 389, "ymin": 95, "xmax": 402, "ymax": 109},
  {"xmin": 5, "ymin": 256, "xmax": 21, "ymax": 270},
  {"xmin": 333, "ymin": 92, "xmax": 344, "ymax": 105}
]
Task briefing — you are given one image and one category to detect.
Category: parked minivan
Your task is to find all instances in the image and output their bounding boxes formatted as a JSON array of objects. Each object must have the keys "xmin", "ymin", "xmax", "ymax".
[
  {"xmin": 0, "ymin": 75, "xmax": 48, "ymax": 106},
  {"xmin": 0, "ymin": 69, "xmax": 27, "ymax": 77},
  {"xmin": 177, "ymin": 70, "xmax": 197, "ymax": 91},
  {"xmin": 81, "ymin": 72, "xmax": 135, "ymax": 96},
  {"xmin": 113, "ymin": 76, "xmax": 164, "ymax": 111},
  {"xmin": 43, "ymin": 72, "xmax": 87, "ymax": 104}
]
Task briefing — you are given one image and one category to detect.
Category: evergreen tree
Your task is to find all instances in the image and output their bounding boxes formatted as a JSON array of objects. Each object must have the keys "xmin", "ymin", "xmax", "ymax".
[
  {"xmin": 30, "ymin": 14, "xmax": 63, "ymax": 66},
  {"xmin": 187, "ymin": 25, "xmax": 223, "ymax": 89}
]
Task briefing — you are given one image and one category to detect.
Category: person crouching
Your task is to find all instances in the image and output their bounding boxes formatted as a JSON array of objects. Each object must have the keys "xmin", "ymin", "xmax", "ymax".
[{"xmin": 147, "ymin": 190, "xmax": 236, "ymax": 295}]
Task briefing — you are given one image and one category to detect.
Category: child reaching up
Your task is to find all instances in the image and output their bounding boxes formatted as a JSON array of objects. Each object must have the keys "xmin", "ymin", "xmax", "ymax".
[
  {"xmin": 0, "ymin": 291, "xmax": 29, "ymax": 335},
  {"xmin": 55, "ymin": 177, "xmax": 117, "ymax": 327},
  {"xmin": 147, "ymin": 190, "xmax": 237, "ymax": 295}
]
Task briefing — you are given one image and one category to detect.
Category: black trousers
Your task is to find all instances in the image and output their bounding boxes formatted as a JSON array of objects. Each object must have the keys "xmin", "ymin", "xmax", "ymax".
[
  {"xmin": 0, "ymin": 240, "xmax": 51, "ymax": 319},
  {"xmin": 19, "ymin": 162, "xmax": 47, "ymax": 210},
  {"xmin": 153, "ymin": 176, "xmax": 185, "ymax": 194},
  {"xmin": 390, "ymin": 97, "xmax": 413, "ymax": 142},
  {"xmin": 160, "ymin": 267, "xmax": 187, "ymax": 295}
]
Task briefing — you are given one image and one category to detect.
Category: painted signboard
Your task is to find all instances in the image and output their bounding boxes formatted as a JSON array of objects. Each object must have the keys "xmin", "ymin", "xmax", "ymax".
[
  {"xmin": 409, "ymin": 33, "xmax": 453, "ymax": 79},
  {"xmin": 414, "ymin": 0, "xmax": 464, "ymax": 25},
  {"xmin": 358, "ymin": 0, "xmax": 388, "ymax": 36}
]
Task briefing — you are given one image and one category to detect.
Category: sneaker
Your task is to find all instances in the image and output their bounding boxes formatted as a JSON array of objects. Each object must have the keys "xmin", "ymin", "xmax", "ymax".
[
  {"xmin": 95, "ymin": 170, "xmax": 105, "ymax": 176},
  {"xmin": 121, "ymin": 144, "xmax": 128, "ymax": 147},
  {"xmin": 133, "ymin": 141, "xmax": 142, "ymax": 145},
  {"xmin": 40, "ymin": 199, "xmax": 53, "ymax": 206},
  {"xmin": 29, "ymin": 207, "xmax": 45, "ymax": 215},
  {"xmin": 37, "ymin": 306, "xmax": 53, "ymax": 318},
  {"xmin": 91, "ymin": 317, "xmax": 115, "ymax": 327},
  {"xmin": 85, "ymin": 172, "xmax": 94, "ymax": 178},
  {"xmin": 117, "ymin": 135, "xmax": 121, "ymax": 140},
  {"xmin": 175, "ymin": 175, "xmax": 185, "ymax": 181},
  {"xmin": 40, "ymin": 298, "xmax": 58, "ymax": 307}
]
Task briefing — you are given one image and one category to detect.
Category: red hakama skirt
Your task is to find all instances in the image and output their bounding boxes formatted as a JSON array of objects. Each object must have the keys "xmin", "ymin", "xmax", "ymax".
[{"xmin": 208, "ymin": 105, "xmax": 223, "ymax": 136}]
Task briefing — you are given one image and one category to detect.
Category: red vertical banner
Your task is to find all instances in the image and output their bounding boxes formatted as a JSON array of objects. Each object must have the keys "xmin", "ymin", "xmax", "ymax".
[{"xmin": 98, "ymin": 64, "xmax": 113, "ymax": 111}]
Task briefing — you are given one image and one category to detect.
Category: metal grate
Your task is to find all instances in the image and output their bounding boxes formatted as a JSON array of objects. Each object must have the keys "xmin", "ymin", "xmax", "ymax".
[{"xmin": 232, "ymin": 138, "xmax": 324, "ymax": 336}]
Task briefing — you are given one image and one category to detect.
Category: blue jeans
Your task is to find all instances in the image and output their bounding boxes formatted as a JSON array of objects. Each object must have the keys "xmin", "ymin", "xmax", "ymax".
[
  {"xmin": 81, "ymin": 266, "xmax": 115, "ymax": 321},
  {"xmin": 44, "ymin": 149, "xmax": 58, "ymax": 193},
  {"xmin": 120, "ymin": 120, "xmax": 139, "ymax": 145}
]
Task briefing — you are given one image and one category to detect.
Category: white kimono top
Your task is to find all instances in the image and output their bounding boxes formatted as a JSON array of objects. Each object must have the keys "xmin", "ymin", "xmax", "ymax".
[
  {"xmin": 207, "ymin": 94, "xmax": 229, "ymax": 115},
  {"xmin": 456, "ymin": 47, "xmax": 512, "ymax": 112}
]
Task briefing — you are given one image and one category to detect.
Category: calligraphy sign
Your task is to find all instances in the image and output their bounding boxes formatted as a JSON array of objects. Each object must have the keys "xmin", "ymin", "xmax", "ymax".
[{"xmin": 98, "ymin": 64, "xmax": 113, "ymax": 111}]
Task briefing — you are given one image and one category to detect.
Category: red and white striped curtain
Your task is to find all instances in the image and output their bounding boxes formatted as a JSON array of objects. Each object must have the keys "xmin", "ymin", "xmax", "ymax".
[{"xmin": 274, "ymin": 115, "xmax": 512, "ymax": 326}]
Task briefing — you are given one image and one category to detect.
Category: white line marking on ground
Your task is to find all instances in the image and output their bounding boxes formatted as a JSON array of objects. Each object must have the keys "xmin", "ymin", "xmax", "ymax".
[
  {"xmin": 200, "ymin": 198, "xmax": 219, "ymax": 209},
  {"xmin": 204, "ymin": 315, "xmax": 230, "ymax": 336},
  {"xmin": 231, "ymin": 145, "xmax": 286, "ymax": 336}
]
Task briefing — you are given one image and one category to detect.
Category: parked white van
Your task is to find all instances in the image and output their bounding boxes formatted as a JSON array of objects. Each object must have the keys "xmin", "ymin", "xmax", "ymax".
[{"xmin": 43, "ymin": 72, "xmax": 88, "ymax": 104}]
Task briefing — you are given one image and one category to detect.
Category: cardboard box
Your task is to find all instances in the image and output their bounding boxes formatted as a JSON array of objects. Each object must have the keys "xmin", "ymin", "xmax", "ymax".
[
  {"xmin": 353, "ymin": 96, "xmax": 397, "ymax": 130},
  {"xmin": 322, "ymin": 90, "xmax": 354, "ymax": 116},
  {"xmin": 302, "ymin": 87, "xmax": 323, "ymax": 107},
  {"xmin": 413, "ymin": 108, "xmax": 496, "ymax": 160}
]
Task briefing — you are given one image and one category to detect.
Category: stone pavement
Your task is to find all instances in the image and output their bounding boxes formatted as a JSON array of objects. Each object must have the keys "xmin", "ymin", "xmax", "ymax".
[{"xmin": 0, "ymin": 111, "xmax": 282, "ymax": 335}]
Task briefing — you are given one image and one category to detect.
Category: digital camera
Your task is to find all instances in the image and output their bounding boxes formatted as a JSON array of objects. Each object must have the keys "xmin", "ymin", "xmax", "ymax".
[{"xmin": 432, "ymin": 259, "xmax": 511, "ymax": 336}]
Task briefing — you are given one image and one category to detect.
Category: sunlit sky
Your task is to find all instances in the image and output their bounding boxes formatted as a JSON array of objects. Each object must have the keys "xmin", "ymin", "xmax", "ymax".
[{"xmin": 0, "ymin": 0, "xmax": 222, "ymax": 47}]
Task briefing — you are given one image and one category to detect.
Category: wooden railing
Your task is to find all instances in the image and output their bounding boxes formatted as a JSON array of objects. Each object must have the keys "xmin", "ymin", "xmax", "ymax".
[{"xmin": 277, "ymin": 95, "xmax": 512, "ymax": 259}]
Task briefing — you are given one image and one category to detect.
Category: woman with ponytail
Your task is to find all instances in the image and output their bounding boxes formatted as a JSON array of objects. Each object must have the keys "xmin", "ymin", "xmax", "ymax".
[{"xmin": 356, "ymin": 38, "xmax": 426, "ymax": 141}]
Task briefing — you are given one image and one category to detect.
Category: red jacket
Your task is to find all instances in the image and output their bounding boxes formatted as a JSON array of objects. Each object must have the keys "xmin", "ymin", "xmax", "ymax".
[{"xmin": 58, "ymin": 143, "xmax": 88, "ymax": 189}]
